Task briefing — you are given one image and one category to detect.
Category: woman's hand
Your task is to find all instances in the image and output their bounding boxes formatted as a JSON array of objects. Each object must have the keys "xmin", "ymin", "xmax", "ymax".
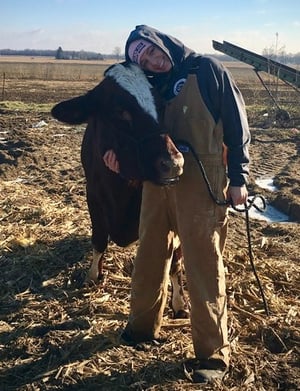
[
  {"xmin": 227, "ymin": 185, "xmax": 248, "ymax": 207},
  {"xmin": 103, "ymin": 149, "xmax": 120, "ymax": 173}
]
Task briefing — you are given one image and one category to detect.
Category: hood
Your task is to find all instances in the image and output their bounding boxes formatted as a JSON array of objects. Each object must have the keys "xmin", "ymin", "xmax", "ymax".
[
  {"xmin": 125, "ymin": 25, "xmax": 195, "ymax": 72},
  {"xmin": 125, "ymin": 25, "xmax": 198, "ymax": 99}
]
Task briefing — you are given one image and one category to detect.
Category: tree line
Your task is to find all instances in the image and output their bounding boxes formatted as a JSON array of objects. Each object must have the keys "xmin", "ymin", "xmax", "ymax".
[
  {"xmin": 0, "ymin": 48, "xmax": 118, "ymax": 61},
  {"xmin": 1, "ymin": 47, "xmax": 300, "ymax": 65}
]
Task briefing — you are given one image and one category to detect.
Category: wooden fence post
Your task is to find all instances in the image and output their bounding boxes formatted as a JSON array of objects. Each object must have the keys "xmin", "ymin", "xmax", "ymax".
[{"xmin": 1, "ymin": 72, "xmax": 5, "ymax": 101}]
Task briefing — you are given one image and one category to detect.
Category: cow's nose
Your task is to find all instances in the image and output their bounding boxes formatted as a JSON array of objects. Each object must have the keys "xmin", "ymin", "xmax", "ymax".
[
  {"xmin": 156, "ymin": 152, "xmax": 184, "ymax": 179},
  {"xmin": 159, "ymin": 158, "xmax": 173, "ymax": 174}
]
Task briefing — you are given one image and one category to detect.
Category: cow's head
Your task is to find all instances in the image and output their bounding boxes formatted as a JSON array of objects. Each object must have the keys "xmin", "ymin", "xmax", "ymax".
[{"xmin": 51, "ymin": 63, "xmax": 184, "ymax": 185}]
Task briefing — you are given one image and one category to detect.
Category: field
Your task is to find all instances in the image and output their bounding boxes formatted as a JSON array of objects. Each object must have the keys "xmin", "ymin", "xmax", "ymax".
[{"xmin": 0, "ymin": 57, "xmax": 299, "ymax": 390}]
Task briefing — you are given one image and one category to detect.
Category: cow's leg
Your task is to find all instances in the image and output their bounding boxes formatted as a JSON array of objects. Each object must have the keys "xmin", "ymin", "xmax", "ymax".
[
  {"xmin": 84, "ymin": 189, "xmax": 108, "ymax": 284},
  {"xmin": 170, "ymin": 245, "xmax": 189, "ymax": 319},
  {"xmin": 85, "ymin": 249, "xmax": 105, "ymax": 283}
]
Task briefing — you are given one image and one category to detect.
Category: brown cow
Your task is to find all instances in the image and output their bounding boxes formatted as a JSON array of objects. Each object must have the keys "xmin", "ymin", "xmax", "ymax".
[{"xmin": 51, "ymin": 63, "xmax": 188, "ymax": 318}]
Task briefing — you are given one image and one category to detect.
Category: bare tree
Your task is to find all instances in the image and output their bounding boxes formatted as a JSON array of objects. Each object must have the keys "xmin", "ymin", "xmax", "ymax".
[
  {"xmin": 113, "ymin": 46, "xmax": 122, "ymax": 62},
  {"xmin": 55, "ymin": 46, "xmax": 64, "ymax": 60},
  {"xmin": 262, "ymin": 33, "xmax": 286, "ymax": 63}
]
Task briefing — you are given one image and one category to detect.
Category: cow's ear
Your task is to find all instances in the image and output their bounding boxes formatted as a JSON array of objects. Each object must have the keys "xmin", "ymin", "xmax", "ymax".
[{"xmin": 51, "ymin": 95, "xmax": 89, "ymax": 124}]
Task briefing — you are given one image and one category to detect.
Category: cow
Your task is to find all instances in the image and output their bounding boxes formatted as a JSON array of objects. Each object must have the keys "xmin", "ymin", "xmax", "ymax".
[{"xmin": 51, "ymin": 63, "xmax": 189, "ymax": 318}]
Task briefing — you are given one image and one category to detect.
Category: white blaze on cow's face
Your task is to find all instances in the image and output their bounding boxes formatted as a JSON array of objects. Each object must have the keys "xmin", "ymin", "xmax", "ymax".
[{"xmin": 105, "ymin": 64, "xmax": 158, "ymax": 122}]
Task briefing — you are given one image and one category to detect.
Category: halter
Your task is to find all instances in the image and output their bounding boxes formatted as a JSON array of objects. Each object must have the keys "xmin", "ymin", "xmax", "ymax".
[{"xmin": 113, "ymin": 127, "xmax": 179, "ymax": 185}]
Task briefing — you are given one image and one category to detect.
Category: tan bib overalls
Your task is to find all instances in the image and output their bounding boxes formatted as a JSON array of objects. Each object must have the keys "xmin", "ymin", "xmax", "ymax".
[{"xmin": 125, "ymin": 74, "xmax": 230, "ymax": 366}]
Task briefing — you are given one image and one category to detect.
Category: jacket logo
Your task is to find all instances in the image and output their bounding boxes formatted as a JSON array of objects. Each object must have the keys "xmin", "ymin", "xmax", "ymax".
[{"xmin": 173, "ymin": 78, "xmax": 186, "ymax": 96}]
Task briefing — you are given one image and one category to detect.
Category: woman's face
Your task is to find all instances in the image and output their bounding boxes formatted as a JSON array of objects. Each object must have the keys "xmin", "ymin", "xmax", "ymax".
[{"xmin": 139, "ymin": 45, "xmax": 172, "ymax": 73}]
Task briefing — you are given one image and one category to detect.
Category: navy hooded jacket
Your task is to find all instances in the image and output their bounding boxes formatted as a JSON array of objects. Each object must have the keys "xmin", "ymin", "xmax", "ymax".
[{"xmin": 125, "ymin": 25, "xmax": 250, "ymax": 186}]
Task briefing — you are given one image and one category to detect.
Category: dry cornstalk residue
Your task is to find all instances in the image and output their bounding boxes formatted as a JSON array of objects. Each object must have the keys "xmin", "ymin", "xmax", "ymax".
[{"xmin": 0, "ymin": 79, "xmax": 299, "ymax": 391}]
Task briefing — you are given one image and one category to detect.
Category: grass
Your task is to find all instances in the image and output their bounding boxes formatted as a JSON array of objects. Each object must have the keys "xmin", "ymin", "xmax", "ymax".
[
  {"xmin": 0, "ymin": 100, "xmax": 53, "ymax": 113},
  {"xmin": 0, "ymin": 58, "xmax": 113, "ymax": 81},
  {"xmin": 0, "ymin": 58, "xmax": 298, "ymax": 123}
]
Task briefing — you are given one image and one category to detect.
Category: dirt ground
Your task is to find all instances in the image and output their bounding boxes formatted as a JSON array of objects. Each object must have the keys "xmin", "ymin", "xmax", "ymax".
[{"xmin": 0, "ymin": 77, "xmax": 299, "ymax": 391}]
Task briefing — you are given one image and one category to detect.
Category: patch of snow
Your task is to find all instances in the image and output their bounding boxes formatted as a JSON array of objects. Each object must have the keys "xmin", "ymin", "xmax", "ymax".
[{"xmin": 255, "ymin": 177, "xmax": 278, "ymax": 192}]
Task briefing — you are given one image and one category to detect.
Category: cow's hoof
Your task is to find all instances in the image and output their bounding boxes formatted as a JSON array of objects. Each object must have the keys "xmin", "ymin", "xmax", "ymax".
[
  {"xmin": 173, "ymin": 309, "xmax": 189, "ymax": 319},
  {"xmin": 68, "ymin": 269, "xmax": 86, "ymax": 288},
  {"xmin": 84, "ymin": 271, "xmax": 107, "ymax": 287}
]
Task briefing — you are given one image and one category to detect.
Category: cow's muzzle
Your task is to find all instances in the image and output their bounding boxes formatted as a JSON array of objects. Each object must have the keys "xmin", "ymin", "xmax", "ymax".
[{"xmin": 154, "ymin": 148, "xmax": 184, "ymax": 186}]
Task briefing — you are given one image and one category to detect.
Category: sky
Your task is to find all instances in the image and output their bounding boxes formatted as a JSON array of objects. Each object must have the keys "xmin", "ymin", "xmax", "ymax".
[{"xmin": 1, "ymin": 0, "xmax": 300, "ymax": 55}]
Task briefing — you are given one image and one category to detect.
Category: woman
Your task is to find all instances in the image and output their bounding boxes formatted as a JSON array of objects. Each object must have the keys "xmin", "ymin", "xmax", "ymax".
[{"xmin": 104, "ymin": 25, "xmax": 250, "ymax": 383}]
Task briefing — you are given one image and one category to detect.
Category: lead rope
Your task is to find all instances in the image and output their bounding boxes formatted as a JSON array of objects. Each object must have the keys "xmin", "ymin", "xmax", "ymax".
[
  {"xmin": 234, "ymin": 200, "xmax": 270, "ymax": 316},
  {"xmin": 175, "ymin": 139, "xmax": 270, "ymax": 316}
]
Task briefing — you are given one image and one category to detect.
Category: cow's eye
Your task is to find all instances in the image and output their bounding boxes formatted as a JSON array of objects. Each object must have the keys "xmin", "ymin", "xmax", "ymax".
[
  {"xmin": 113, "ymin": 107, "xmax": 131, "ymax": 122},
  {"xmin": 112, "ymin": 108, "xmax": 132, "ymax": 125},
  {"xmin": 121, "ymin": 110, "xmax": 132, "ymax": 122}
]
